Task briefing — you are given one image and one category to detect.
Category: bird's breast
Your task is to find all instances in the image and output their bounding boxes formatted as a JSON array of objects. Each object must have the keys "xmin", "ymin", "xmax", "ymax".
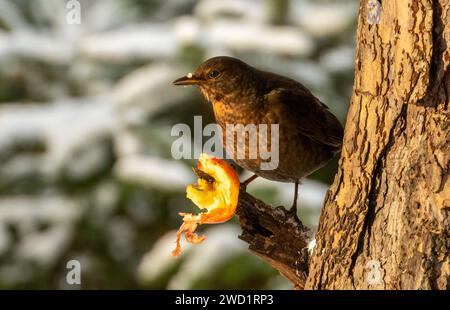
[
  {"xmin": 210, "ymin": 99, "xmax": 335, "ymax": 182},
  {"xmin": 211, "ymin": 91, "xmax": 266, "ymax": 122},
  {"xmin": 211, "ymin": 99, "xmax": 279, "ymax": 170}
]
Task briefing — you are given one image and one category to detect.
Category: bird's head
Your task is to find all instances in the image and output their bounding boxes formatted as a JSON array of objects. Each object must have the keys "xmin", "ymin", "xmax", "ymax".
[{"xmin": 173, "ymin": 56, "xmax": 256, "ymax": 103}]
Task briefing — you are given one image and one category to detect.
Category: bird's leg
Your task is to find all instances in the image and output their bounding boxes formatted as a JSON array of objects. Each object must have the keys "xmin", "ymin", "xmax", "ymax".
[
  {"xmin": 288, "ymin": 181, "xmax": 299, "ymax": 218},
  {"xmin": 240, "ymin": 174, "xmax": 259, "ymax": 191}
]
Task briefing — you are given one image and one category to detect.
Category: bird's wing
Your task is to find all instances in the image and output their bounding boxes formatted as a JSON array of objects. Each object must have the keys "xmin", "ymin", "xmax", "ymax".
[{"xmin": 266, "ymin": 88, "xmax": 344, "ymax": 148}]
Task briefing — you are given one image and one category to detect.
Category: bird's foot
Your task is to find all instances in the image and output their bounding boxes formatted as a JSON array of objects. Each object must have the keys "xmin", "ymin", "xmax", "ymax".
[
  {"xmin": 288, "ymin": 181, "xmax": 300, "ymax": 220},
  {"xmin": 275, "ymin": 205, "xmax": 299, "ymax": 221},
  {"xmin": 287, "ymin": 204, "xmax": 299, "ymax": 220}
]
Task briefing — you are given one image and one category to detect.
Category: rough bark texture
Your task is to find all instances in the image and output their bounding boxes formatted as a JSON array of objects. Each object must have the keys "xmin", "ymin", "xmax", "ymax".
[
  {"xmin": 306, "ymin": 0, "xmax": 450, "ymax": 289},
  {"xmin": 236, "ymin": 189, "xmax": 310, "ymax": 289}
]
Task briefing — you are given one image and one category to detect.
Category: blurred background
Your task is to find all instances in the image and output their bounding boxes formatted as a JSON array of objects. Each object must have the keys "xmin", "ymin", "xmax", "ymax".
[{"xmin": 0, "ymin": 0, "xmax": 357, "ymax": 289}]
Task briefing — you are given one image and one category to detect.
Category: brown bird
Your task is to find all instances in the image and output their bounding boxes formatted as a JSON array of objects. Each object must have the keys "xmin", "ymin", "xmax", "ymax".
[{"xmin": 173, "ymin": 56, "xmax": 343, "ymax": 216}]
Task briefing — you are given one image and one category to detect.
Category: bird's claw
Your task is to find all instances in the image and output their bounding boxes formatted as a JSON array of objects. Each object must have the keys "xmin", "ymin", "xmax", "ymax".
[
  {"xmin": 275, "ymin": 205, "xmax": 300, "ymax": 221},
  {"xmin": 287, "ymin": 206, "xmax": 299, "ymax": 221}
]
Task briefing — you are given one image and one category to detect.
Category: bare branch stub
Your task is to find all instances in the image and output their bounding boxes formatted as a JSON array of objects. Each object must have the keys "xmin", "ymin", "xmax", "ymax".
[{"xmin": 236, "ymin": 189, "xmax": 311, "ymax": 289}]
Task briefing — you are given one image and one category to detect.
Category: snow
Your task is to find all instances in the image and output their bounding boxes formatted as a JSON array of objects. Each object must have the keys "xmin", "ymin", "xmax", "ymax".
[
  {"xmin": 78, "ymin": 24, "xmax": 177, "ymax": 61},
  {"xmin": 114, "ymin": 155, "xmax": 194, "ymax": 192},
  {"xmin": 292, "ymin": 1, "xmax": 358, "ymax": 38},
  {"xmin": 0, "ymin": 98, "xmax": 117, "ymax": 177},
  {"xmin": 307, "ymin": 238, "xmax": 316, "ymax": 255},
  {"xmin": 204, "ymin": 21, "xmax": 314, "ymax": 56},
  {"xmin": 195, "ymin": 0, "xmax": 266, "ymax": 23},
  {"xmin": 0, "ymin": 31, "xmax": 74, "ymax": 63}
]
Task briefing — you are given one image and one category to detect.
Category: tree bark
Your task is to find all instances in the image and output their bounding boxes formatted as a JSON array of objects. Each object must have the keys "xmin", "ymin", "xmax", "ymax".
[
  {"xmin": 237, "ymin": 0, "xmax": 449, "ymax": 290},
  {"xmin": 306, "ymin": 0, "xmax": 450, "ymax": 289}
]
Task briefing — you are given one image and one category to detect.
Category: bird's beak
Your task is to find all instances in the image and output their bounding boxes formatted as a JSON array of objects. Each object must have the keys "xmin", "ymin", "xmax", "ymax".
[{"xmin": 173, "ymin": 74, "xmax": 203, "ymax": 86}]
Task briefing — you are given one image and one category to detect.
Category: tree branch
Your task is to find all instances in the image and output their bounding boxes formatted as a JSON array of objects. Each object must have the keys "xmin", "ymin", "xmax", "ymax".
[{"xmin": 236, "ymin": 188, "xmax": 311, "ymax": 289}]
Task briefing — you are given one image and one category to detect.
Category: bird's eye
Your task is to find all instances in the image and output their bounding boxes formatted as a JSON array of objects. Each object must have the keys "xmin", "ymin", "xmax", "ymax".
[{"xmin": 208, "ymin": 70, "xmax": 220, "ymax": 79}]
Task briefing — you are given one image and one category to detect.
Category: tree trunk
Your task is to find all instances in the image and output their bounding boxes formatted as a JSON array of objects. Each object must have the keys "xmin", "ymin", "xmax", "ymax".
[
  {"xmin": 306, "ymin": 0, "xmax": 450, "ymax": 289},
  {"xmin": 236, "ymin": 0, "xmax": 449, "ymax": 289}
]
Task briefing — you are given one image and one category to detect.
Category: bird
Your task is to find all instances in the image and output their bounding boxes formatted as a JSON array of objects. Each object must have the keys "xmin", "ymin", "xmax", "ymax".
[{"xmin": 173, "ymin": 56, "xmax": 344, "ymax": 217}]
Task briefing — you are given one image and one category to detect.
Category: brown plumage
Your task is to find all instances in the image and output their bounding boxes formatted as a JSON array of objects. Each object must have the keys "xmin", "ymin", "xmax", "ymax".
[{"xmin": 173, "ymin": 56, "xmax": 343, "ymax": 216}]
